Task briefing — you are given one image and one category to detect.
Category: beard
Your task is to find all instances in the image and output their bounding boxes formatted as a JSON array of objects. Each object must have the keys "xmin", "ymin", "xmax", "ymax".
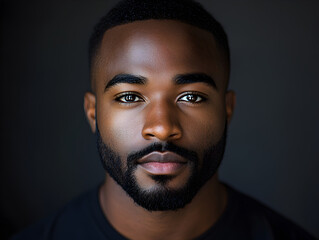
[{"xmin": 96, "ymin": 124, "xmax": 227, "ymax": 211}]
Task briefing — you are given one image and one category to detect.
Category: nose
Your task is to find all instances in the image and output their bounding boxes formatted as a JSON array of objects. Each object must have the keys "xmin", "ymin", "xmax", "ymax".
[{"xmin": 142, "ymin": 101, "xmax": 182, "ymax": 141}]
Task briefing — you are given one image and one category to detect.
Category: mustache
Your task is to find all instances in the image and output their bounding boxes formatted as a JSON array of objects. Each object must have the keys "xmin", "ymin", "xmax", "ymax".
[{"xmin": 127, "ymin": 142, "xmax": 198, "ymax": 165}]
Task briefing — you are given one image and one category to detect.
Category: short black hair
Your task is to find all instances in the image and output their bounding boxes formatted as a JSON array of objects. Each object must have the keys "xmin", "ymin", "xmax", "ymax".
[{"xmin": 89, "ymin": 0, "xmax": 230, "ymax": 75}]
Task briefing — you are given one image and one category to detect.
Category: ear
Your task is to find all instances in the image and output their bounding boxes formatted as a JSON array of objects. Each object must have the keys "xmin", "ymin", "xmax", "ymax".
[
  {"xmin": 225, "ymin": 90, "xmax": 236, "ymax": 124},
  {"xmin": 84, "ymin": 92, "xmax": 96, "ymax": 133}
]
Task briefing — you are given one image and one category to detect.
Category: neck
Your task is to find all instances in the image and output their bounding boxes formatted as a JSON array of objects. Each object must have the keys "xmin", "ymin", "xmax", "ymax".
[{"xmin": 99, "ymin": 174, "xmax": 227, "ymax": 240}]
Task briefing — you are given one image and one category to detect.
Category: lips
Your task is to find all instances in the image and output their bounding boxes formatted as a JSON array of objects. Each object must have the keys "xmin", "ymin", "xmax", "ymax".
[{"xmin": 137, "ymin": 151, "xmax": 187, "ymax": 175}]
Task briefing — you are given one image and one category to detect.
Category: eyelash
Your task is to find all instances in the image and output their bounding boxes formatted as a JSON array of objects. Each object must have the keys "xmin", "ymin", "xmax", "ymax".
[
  {"xmin": 114, "ymin": 92, "xmax": 144, "ymax": 103},
  {"xmin": 178, "ymin": 92, "xmax": 207, "ymax": 104},
  {"xmin": 114, "ymin": 91, "xmax": 207, "ymax": 104}
]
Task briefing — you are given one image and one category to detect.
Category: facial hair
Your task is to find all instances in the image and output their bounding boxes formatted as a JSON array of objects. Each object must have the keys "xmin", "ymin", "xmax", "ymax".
[{"xmin": 96, "ymin": 124, "xmax": 227, "ymax": 211}]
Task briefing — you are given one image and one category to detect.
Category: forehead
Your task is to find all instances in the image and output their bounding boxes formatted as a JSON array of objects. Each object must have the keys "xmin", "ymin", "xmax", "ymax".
[{"xmin": 93, "ymin": 20, "xmax": 228, "ymax": 90}]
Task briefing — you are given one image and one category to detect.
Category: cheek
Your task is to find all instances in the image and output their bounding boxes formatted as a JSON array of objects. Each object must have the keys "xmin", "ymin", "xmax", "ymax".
[
  {"xmin": 181, "ymin": 102, "xmax": 226, "ymax": 150},
  {"xmin": 98, "ymin": 105, "xmax": 144, "ymax": 152}
]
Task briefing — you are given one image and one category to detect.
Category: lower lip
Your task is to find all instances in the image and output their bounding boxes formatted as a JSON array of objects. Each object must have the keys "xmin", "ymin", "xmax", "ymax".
[{"xmin": 139, "ymin": 162, "xmax": 187, "ymax": 175}]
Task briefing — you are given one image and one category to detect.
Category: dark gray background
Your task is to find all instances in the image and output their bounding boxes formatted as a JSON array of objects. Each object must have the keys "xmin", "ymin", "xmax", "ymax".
[{"xmin": 1, "ymin": 0, "xmax": 318, "ymax": 239}]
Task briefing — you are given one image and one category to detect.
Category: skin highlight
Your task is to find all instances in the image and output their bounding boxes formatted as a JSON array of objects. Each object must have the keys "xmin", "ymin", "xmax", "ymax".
[{"xmin": 84, "ymin": 20, "xmax": 236, "ymax": 240}]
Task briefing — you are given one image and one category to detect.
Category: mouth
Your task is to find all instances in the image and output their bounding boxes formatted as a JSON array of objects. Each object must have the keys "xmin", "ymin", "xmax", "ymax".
[{"xmin": 137, "ymin": 151, "xmax": 188, "ymax": 175}]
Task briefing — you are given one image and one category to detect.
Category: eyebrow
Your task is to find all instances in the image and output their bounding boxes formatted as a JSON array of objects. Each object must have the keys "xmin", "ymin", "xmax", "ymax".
[
  {"xmin": 174, "ymin": 73, "xmax": 217, "ymax": 90},
  {"xmin": 104, "ymin": 74, "xmax": 146, "ymax": 92},
  {"xmin": 104, "ymin": 72, "xmax": 217, "ymax": 92}
]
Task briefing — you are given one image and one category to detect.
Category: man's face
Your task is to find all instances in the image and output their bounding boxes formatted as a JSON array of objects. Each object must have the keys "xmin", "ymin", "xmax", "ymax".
[{"xmin": 85, "ymin": 20, "xmax": 235, "ymax": 211}]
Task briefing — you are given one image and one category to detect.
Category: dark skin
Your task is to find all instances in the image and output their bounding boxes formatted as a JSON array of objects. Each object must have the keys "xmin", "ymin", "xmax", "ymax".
[{"xmin": 84, "ymin": 20, "xmax": 236, "ymax": 240}]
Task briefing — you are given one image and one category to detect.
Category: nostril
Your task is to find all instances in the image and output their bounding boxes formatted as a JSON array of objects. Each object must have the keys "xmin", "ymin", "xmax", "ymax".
[
  {"xmin": 142, "ymin": 119, "xmax": 182, "ymax": 141},
  {"xmin": 169, "ymin": 132, "xmax": 182, "ymax": 140}
]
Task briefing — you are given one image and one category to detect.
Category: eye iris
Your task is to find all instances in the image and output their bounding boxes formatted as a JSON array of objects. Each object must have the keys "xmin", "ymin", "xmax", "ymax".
[
  {"xmin": 125, "ymin": 95, "xmax": 135, "ymax": 102},
  {"xmin": 186, "ymin": 94, "xmax": 197, "ymax": 102}
]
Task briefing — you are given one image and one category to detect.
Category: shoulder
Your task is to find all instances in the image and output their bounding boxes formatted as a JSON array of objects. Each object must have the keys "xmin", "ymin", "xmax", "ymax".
[
  {"xmin": 11, "ymin": 187, "xmax": 100, "ymax": 240},
  {"xmin": 226, "ymin": 185, "xmax": 316, "ymax": 240}
]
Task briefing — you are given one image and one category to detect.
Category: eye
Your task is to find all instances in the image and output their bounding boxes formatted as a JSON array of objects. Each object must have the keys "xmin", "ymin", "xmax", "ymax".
[
  {"xmin": 115, "ymin": 93, "xmax": 144, "ymax": 103},
  {"xmin": 178, "ymin": 93, "xmax": 206, "ymax": 103}
]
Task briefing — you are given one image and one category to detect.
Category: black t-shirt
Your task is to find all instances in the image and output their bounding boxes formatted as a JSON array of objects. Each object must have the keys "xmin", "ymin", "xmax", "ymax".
[{"xmin": 11, "ymin": 184, "xmax": 316, "ymax": 240}]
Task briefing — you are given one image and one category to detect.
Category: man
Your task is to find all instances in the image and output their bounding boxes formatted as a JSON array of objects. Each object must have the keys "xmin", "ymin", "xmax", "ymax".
[{"xmin": 12, "ymin": 0, "xmax": 315, "ymax": 239}]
